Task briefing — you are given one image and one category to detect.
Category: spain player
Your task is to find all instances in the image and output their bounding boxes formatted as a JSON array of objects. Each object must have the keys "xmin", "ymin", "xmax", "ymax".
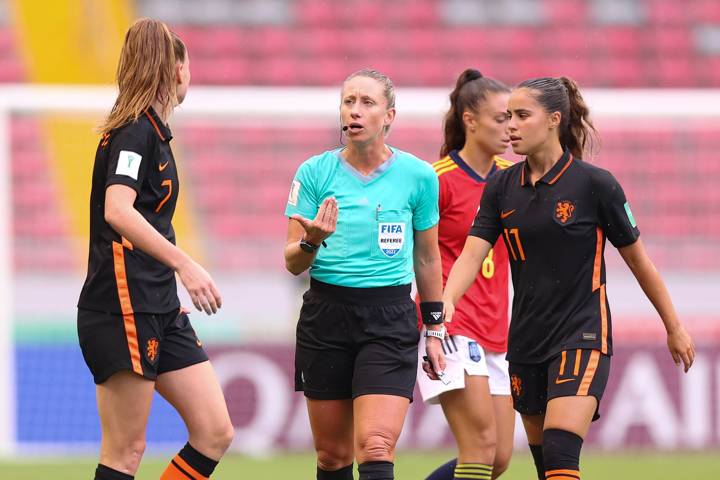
[
  {"xmin": 77, "ymin": 19, "xmax": 233, "ymax": 480},
  {"xmin": 417, "ymin": 69, "xmax": 514, "ymax": 480},
  {"xmin": 442, "ymin": 76, "xmax": 695, "ymax": 480}
]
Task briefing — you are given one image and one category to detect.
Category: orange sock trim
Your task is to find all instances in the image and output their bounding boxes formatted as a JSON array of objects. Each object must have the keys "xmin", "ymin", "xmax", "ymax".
[
  {"xmin": 160, "ymin": 454, "xmax": 210, "ymax": 480},
  {"xmin": 546, "ymin": 468, "xmax": 580, "ymax": 479}
]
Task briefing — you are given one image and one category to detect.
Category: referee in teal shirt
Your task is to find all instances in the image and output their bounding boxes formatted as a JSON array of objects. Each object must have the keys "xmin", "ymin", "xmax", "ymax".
[{"xmin": 284, "ymin": 69, "xmax": 446, "ymax": 480}]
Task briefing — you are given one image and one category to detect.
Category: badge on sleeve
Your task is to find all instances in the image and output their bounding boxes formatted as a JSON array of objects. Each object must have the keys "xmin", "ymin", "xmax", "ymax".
[
  {"xmin": 624, "ymin": 201, "xmax": 637, "ymax": 228},
  {"xmin": 378, "ymin": 222, "xmax": 405, "ymax": 257},
  {"xmin": 116, "ymin": 150, "xmax": 142, "ymax": 180},
  {"xmin": 288, "ymin": 180, "xmax": 300, "ymax": 206}
]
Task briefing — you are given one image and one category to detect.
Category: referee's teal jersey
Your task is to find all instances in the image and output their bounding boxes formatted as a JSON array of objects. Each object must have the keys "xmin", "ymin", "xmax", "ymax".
[{"xmin": 285, "ymin": 147, "xmax": 439, "ymax": 288}]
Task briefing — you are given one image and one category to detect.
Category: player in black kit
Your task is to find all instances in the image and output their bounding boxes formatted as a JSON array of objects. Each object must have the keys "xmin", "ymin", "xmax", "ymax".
[
  {"xmin": 441, "ymin": 77, "xmax": 694, "ymax": 480},
  {"xmin": 77, "ymin": 18, "xmax": 233, "ymax": 480}
]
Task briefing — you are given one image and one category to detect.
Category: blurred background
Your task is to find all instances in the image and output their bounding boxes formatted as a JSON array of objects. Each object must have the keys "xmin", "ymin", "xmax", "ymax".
[{"xmin": 0, "ymin": 0, "xmax": 718, "ymax": 478}]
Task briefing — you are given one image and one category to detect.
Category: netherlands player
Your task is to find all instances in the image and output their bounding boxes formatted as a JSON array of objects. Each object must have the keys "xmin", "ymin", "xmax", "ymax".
[
  {"xmin": 77, "ymin": 19, "xmax": 233, "ymax": 480},
  {"xmin": 284, "ymin": 69, "xmax": 445, "ymax": 480},
  {"xmin": 441, "ymin": 76, "xmax": 695, "ymax": 480},
  {"xmin": 418, "ymin": 69, "xmax": 514, "ymax": 480}
]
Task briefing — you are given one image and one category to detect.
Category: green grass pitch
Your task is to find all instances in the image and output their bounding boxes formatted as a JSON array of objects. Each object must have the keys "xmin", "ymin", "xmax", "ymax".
[{"xmin": 2, "ymin": 451, "xmax": 719, "ymax": 479}]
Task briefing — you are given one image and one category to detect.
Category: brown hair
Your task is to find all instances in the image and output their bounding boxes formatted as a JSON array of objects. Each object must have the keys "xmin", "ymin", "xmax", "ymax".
[
  {"xmin": 343, "ymin": 68, "xmax": 395, "ymax": 134},
  {"xmin": 440, "ymin": 69, "xmax": 510, "ymax": 158},
  {"xmin": 100, "ymin": 18, "xmax": 186, "ymax": 134},
  {"xmin": 516, "ymin": 76, "xmax": 598, "ymax": 159}
]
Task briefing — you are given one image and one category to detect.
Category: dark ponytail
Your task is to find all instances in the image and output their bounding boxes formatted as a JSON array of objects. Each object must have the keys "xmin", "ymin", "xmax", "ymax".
[
  {"xmin": 440, "ymin": 69, "xmax": 510, "ymax": 158},
  {"xmin": 517, "ymin": 76, "xmax": 598, "ymax": 159}
]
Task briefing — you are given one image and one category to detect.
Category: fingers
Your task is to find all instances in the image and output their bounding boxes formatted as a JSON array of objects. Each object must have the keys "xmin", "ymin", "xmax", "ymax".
[
  {"xmin": 421, "ymin": 356, "xmax": 439, "ymax": 380},
  {"xmin": 327, "ymin": 198, "xmax": 338, "ymax": 230},
  {"xmin": 443, "ymin": 303, "xmax": 453, "ymax": 323},
  {"xmin": 211, "ymin": 283, "xmax": 222, "ymax": 309}
]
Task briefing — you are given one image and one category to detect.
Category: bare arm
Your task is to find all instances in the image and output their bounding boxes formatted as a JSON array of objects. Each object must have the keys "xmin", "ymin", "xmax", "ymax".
[
  {"xmin": 413, "ymin": 225, "xmax": 442, "ymax": 303},
  {"xmin": 618, "ymin": 238, "xmax": 695, "ymax": 372},
  {"xmin": 105, "ymin": 184, "xmax": 221, "ymax": 314},
  {"xmin": 442, "ymin": 236, "xmax": 493, "ymax": 322},
  {"xmin": 414, "ymin": 225, "xmax": 446, "ymax": 376},
  {"xmin": 284, "ymin": 197, "xmax": 337, "ymax": 275}
]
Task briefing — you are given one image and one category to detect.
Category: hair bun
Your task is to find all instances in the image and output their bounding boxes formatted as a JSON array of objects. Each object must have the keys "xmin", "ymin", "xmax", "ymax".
[{"xmin": 457, "ymin": 68, "xmax": 483, "ymax": 88}]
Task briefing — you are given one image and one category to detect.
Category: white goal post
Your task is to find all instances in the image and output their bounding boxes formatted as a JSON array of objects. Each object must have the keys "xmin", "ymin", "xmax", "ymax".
[{"xmin": 0, "ymin": 85, "xmax": 719, "ymax": 456}]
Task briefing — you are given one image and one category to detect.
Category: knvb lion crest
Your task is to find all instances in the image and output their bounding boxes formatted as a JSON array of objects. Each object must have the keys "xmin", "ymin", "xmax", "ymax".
[
  {"xmin": 554, "ymin": 200, "xmax": 576, "ymax": 225},
  {"xmin": 510, "ymin": 374, "xmax": 522, "ymax": 398},
  {"xmin": 146, "ymin": 338, "xmax": 159, "ymax": 364}
]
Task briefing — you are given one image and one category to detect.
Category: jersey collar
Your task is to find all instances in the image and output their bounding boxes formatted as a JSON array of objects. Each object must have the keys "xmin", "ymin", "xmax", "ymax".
[
  {"xmin": 449, "ymin": 150, "xmax": 497, "ymax": 183},
  {"xmin": 144, "ymin": 107, "xmax": 173, "ymax": 142},
  {"xmin": 520, "ymin": 149, "xmax": 573, "ymax": 187},
  {"xmin": 336, "ymin": 146, "xmax": 398, "ymax": 184}
]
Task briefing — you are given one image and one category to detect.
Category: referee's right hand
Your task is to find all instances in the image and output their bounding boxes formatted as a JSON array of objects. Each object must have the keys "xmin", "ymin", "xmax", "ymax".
[
  {"xmin": 291, "ymin": 197, "xmax": 337, "ymax": 244},
  {"xmin": 176, "ymin": 259, "xmax": 222, "ymax": 315}
]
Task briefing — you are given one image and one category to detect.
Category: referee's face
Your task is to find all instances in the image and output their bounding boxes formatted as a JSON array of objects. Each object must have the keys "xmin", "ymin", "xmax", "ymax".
[
  {"xmin": 340, "ymin": 76, "xmax": 395, "ymax": 144},
  {"xmin": 508, "ymin": 88, "xmax": 560, "ymax": 156}
]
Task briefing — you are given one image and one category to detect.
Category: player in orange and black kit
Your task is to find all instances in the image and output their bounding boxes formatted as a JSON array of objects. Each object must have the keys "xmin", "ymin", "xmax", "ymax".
[
  {"xmin": 417, "ymin": 70, "xmax": 514, "ymax": 480},
  {"xmin": 77, "ymin": 19, "xmax": 233, "ymax": 480},
  {"xmin": 442, "ymin": 77, "xmax": 695, "ymax": 480}
]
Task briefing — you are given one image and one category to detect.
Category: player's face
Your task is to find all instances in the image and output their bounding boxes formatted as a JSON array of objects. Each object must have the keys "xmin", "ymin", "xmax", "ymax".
[
  {"xmin": 467, "ymin": 91, "xmax": 510, "ymax": 156},
  {"xmin": 340, "ymin": 76, "xmax": 395, "ymax": 145},
  {"xmin": 176, "ymin": 52, "xmax": 191, "ymax": 105},
  {"xmin": 507, "ymin": 88, "xmax": 559, "ymax": 156}
]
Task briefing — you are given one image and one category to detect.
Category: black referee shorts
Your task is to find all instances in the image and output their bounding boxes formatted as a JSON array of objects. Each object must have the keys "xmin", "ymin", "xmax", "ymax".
[
  {"xmin": 295, "ymin": 279, "xmax": 420, "ymax": 401},
  {"xmin": 509, "ymin": 349, "xmax": 611, "ymax": 421},
  {"xmin": 78, "ymin": 308, "xmax": 208, "ymax": 384}
]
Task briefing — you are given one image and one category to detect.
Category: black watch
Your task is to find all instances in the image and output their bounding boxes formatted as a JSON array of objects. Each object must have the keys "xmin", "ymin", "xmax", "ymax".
[{"xmin": 299, "ymin": 238, "xmax": 322, "ymax": 253}]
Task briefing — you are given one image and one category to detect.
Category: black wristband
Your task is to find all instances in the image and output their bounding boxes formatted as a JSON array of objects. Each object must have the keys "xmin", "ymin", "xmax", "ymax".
[{"xmin": 420, "ymin": 301, "xmax": 444, "ymax": 325}]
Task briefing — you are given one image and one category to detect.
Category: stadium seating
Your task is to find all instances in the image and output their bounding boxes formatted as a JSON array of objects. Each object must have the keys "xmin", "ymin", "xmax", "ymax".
[{"xmin": 2, "ymin": 0, "xmax": 719, "ymax": 272}]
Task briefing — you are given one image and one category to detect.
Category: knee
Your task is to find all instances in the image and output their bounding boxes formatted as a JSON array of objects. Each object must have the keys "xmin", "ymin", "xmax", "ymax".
[
  {"xmin": 192, "ymin": 419, "xmax": 235, "ymax": 455},
  {"xmin": 357, "ymin": 430, "xmax": 396, "ymax": 461},
  {"xmin": 493, "ymin": 454, "xmax": 511, "ymax": 477},
  {"xmin": 316, "ymin": 445, "xmax": 354, "ymax": 471},
  {"xmin": 103, "ymin": 437, "xmax": 146, "ymax": 472},
  {"xmin": 212, "ymin": 421, "xmax": 235, "ymax": 453}
]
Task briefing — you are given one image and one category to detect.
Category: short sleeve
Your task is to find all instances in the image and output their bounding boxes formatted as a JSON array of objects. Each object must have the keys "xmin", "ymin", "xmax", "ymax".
[
  {"xmin": 284, "ymin": 160, "xmax": 319, "ymax": 220},
  {"xmin": 595, "ymin": 169, "xmax": 640, "ymax": 248},
  {"xmin": 105, "ymin": 128, "xmax": 152, "ymax": 194},
  {"xmin": 469, "ymin": 172, "xmax": 502, "ymax": 244},
  {"xmin": 412, "ymin": 165, "xmax": 440, "ymax": 231}
]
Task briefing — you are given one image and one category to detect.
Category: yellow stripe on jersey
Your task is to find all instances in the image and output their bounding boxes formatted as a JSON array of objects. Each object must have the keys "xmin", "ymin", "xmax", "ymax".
[
  {"xmin": 432, "ymin": 157, "xmax": 454, "ymax": 171},
  {"xmin": 494, "ymin": 156, "xmax": 514, "ymax": 169},
  {"xmin": 436, "ymin": 164, "xmax": 459, "ymax": 176}
]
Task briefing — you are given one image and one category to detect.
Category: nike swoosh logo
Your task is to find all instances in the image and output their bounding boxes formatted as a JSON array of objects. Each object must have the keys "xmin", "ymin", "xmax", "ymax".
[
  {"xmin": 555, "ymin": 377, "xmax": 575, "ymax": 384},
  {"xmin": 500, "ymin": 209, "xmax": 516, "ymax": 219},
  {"xmin": 159, "ymin": 161, "xmax": 169, "ymax": 171}
]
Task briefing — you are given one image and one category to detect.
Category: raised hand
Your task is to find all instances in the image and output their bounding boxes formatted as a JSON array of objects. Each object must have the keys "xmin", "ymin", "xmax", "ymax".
[{"xmin": 291, "ymin": 196, "xmax": 338, "ymax": 244}]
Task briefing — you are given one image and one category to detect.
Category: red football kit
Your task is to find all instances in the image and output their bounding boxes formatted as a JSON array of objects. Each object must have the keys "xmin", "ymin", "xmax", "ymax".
[{"xmin": 418, "ymin": 151, "xmax": 512, "ymax": 352}]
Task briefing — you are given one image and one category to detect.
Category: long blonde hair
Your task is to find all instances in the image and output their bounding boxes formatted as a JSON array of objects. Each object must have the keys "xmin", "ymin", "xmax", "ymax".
[{"xmin": 100, "ymin": 18, "xmax": 186, "ymax": 134}]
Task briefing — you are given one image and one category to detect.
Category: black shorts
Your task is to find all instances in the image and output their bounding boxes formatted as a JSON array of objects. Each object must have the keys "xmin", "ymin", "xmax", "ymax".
[
  {"xmin": 294, "ymin": 279, "xmax": 420, "ymax": 401},
  {"xmin": 509, "ymin": 349, "xmax": 610, "ymax": 421},
  {"xmin": 78, "ymin": 308, "xmax": 208, "ymax": 384}
]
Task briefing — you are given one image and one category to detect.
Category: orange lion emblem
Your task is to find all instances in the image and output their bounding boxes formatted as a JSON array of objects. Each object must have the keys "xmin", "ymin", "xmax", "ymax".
[
  {"xmin": 510, "ymin": 374, "xmax": 522, "ymax": 398},
  {"xmin": 555, "ymin": 200, "xmax": 575, "ymax": 224},
  {"xmin": 146, "ymin": 338, "xmax": 159, "ymax": 363}
]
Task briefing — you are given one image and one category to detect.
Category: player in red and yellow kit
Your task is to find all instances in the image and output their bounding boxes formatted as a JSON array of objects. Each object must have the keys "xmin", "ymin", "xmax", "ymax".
[{"xmin": 418, "ymin": 69, "xmax": 514, "ymax": 480}]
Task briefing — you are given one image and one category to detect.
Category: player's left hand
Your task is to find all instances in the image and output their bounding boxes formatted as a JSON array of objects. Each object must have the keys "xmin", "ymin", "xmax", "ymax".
[{"xmin": 667, "ymin": 324, "xmax": 695, "ymax": 373}]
